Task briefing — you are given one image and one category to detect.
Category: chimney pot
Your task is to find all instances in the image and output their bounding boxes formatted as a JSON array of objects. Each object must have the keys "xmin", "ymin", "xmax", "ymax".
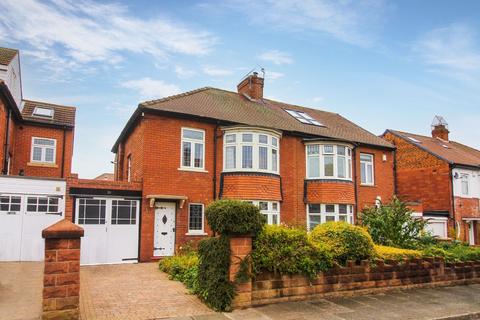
[{"xmin": 237, "ymin": 72, "xmax": 264, "ymax": 100}]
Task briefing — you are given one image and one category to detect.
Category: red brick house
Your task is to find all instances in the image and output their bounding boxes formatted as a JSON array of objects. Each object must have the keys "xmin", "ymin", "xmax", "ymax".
[
  {"xmin": 0, "ymin": 47, "xmax": 76, "ymax": 261},
  {"xmin": 108, "ymin": 72, "xmax": 395, "ymax": 262},
  {"xmin": 383, "ymin": 117, "xmax": 480, "ymax": 245}
]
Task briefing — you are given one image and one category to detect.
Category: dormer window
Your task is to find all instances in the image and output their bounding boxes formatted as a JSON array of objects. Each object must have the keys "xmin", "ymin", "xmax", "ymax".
[
  {"xmin": 285, "ymin": 109, "xmax": 324, "ymax": 126},
  {"xmin": 33, "ymin": 107, "xmax": 54, "ymax": 119}
]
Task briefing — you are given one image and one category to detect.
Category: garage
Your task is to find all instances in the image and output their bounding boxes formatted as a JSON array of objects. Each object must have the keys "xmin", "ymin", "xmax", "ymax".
[
  {"xmin": 0, "ymin": 176, "xmax": 65, "ymax": 261},
  {"xmin": 72, "ymin": 190, "xmax": 141, "ymax": 265}
]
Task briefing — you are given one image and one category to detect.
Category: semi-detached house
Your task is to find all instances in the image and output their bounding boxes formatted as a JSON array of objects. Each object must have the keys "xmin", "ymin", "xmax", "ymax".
[
  {"xmin": 108, "ymin": 73, "xmax": 395, "ymax": 263},
  {"xmin": 0, "ymin": 47, "xmax": 76, "ymax": 262},
  {"xmin": 383, "ymin": 117, "xmax": 480, "ymax": 245}
]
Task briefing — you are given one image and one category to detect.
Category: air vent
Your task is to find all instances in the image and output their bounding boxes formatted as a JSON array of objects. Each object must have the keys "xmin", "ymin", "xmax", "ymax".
[{"xmin": 408, "ymin": 137, "xmax": 421, "ymax": 143}]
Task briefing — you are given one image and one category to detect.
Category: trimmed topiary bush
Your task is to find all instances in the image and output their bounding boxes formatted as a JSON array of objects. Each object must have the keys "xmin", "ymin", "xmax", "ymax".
[
  {"xmin": 197, "ymin": 235, "xmax": 235, "ymax": 311},
  {"xmin": 374, "ymin": 245, "xmax": 423, "ymax": 260},
  {"xmin": 310, "ymin": 221, "xmax": 375, "ymax": 264},
  {"xmin": 205, "ymin": 199, "xmax": 266, "ymax": 235},
  {"xmin": 252, "ymin": 225, "xmax": 333, "ymax": 278}
]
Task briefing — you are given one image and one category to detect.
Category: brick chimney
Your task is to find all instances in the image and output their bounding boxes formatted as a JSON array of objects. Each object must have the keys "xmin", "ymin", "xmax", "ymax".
[
  {"xmin": 237, "ymin": 72, "xmax": 264, "ymax": 100},
  {"xmin": 431, "ymin": 115, "xmax": 449, "ymax": 141}
]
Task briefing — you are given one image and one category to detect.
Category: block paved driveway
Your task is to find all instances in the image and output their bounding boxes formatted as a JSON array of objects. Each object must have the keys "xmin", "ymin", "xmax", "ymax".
[{"xmin": 80, "ymin": 262, "xmax": 213, "ymax": 320}]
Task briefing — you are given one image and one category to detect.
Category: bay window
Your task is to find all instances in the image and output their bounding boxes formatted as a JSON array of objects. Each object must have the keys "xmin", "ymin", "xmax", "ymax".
[
  {"xmin": 181, "ymin": 128, "xmax": 205, "ymax": 171},
  {"xmin": 306, "ymin": 144, "xmax": 352, "ymax": 180},
  {"xmin": 223, "ymin": 129, "xmax": 280, "ymax": 174},
  {"xmin": 245, "ymin": 200, "xmax": 280, "ymax": 225},
  {"xmin": 307, "ymin": 203, "xmax": 354, "ymax": 230}
]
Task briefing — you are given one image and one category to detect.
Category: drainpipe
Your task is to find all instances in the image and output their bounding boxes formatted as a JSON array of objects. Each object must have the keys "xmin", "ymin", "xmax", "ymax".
[
  {"xmin": 61, "ymin": 127, "xmax": 67, "ymax": 178},
  {"xmin": 449, "ymin": 164, "xmax": 457, "ymax": 238},
  {"xmin": 213, "ymin": 122, "xmax": 219, "ymax": 200},
  {"xmin": 352, "ymin": 145, "xmax": 359, "ymax": 223},
  {"xmin": 2, "ymin": 109, "xmax": 12, "ymax": 175},
  {"xmin": 392, "ymin": 149, "xmax": 397, "ymax": 195}
]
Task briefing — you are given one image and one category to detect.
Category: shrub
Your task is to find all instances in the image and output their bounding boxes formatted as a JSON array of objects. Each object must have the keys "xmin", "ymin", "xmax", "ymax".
[
  {"xmin": 205, "ymin": 200, "xmax": 266, "ymax": 235},
  {"xmin": 310, "ymin": 221, "xmax": 375, "ymax": 264},
  {"xmin": 159, "ymin": 252, "xmax": 200, "ymax": 293},
  {"xmin": 422, "ymin": 242, "xmax": 480, "ymax": 262},
  {"xmin": 197, "ymin": 236, "xmax": 235, "ymax": 311},
  {"xmin": 374, "ymin": 245, "xmax": 423, "ymax": 260},
  {"xmin": 252, "ymin": 225, "xmax": 333, "ymax": 278},
  {"xmin": 361, "ymin": 196, "xmax": 429, "ymax": 249}
]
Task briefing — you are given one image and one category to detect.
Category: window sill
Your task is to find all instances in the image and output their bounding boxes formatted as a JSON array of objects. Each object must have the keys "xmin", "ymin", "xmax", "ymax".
[
  {"xmin": 178, "ymin": 168, "xmax": 208, "ymax": 173},
  {"xmin": 360, "ymin": 183, "xmax": 376, "ymax": 187},
  {"xmin": 27, "ymin": 162, "xmax": 58, "ymax": 168},
  {"xmin": 185, "ymin": 232, "xmax": 208, "ymax": 236}
]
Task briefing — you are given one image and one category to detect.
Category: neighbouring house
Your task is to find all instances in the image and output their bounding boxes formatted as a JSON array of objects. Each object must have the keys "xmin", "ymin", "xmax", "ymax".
[
  {"xmin": 94, "ymin": 172, "xmax": 114, "ymax": 181},
  {"xmin": 383, "ymin": 116, "xmax": 480, "ymax": 245},
  {"xmin": 103, "ymin": 72, "xmax": 396, "ymax": 263},
  {"xmin": 0, "ymin": 47, "xmax": 76, "ymax": 261}
]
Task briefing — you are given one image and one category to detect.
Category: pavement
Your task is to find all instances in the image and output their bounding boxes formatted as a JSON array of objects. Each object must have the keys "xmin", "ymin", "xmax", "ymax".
[
  {"xmin": 165, "ymin": 284, "xmax": 480, "ymax": 320},
  {"xmin": 1, "ymin": 261, "xmax": 479, "ymax": 320}
]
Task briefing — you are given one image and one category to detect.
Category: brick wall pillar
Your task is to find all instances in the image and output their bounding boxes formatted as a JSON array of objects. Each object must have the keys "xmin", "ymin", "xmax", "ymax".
[
  {"xmin": 229, "ymin": 235, "xmax": 253, "ymax": 309},
  {"xmin": 42, "ymin": 219, "xmax": 84, "ymax": 320}
]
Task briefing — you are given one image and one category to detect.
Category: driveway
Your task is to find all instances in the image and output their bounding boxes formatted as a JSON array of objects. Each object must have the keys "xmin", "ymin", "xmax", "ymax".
[
  {"xmin": 80, "ymin": 262, "xmax": 213, "ymax": 320},
  {"xmin": 0, "ymin": 262, "xmax": 43, "ymax": 320}
]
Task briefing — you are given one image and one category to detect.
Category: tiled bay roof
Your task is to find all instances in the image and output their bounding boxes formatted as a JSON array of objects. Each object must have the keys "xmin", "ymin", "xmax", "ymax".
[
  {"xmin": 22, "ymin": 100, "xmax": 76, "ymax": 127},
  {"xmin": 113, "ymin": 87, "xmax": 393, "ymax": 151},
  {"xmin": 0, "ymin": 47, "xmax": 18, "ymax": 66},
  {"xmin": 386, "ymin": 130, "xmax": 480, "ymax": 168}
]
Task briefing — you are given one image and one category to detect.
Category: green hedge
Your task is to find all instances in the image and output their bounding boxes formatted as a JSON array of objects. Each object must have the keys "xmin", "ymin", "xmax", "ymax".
[
  {"xmin": 252, "ymin": 225, "xmax": 333, "ymax": 278},
  {"xmin": 422, "ymin": 242, "xmax": 480, "ymax": 262},
  {"xmin": 198, "ymin": 236, "xmax": 235, "ymax": 311},
  {"xmin": 205, "ymin": 200, "xmax": 266, "ymax": 235},
  {"xmin": 310, "ymin": 221, "xmax": 375, "ymax": 264}
]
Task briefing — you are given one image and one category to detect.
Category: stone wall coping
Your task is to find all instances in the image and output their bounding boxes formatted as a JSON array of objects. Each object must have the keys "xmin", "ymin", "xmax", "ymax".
[{"xmin": 42, "ymin": 219, "xmax": 84, "ymax": 239}]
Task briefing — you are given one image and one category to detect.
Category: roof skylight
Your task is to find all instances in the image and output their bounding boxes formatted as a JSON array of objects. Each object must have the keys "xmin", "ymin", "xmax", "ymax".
[
  {"xmin": 33, "ymin": 107, "xmax": 54, "ymax": 119},
  {"xmin": 285, "ymin": 109, "xmax": 324, "ymax": 126},
  {"xmin": 407, "ymin": 137, "xmax": 421, "ymax": 143}
]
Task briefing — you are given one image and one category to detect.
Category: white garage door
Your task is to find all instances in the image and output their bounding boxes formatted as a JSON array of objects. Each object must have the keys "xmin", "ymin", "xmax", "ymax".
[
  {"xmin": 0, "ymin": 194, "xmax": 64, "ymax": 261},
  {"xmin": 75, "ymin": 197, "xmax": 139, "ymax": 265}
]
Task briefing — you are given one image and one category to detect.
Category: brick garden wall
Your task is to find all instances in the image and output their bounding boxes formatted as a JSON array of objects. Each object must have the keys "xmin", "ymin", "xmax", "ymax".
[{"xmin": 249, "ymin": 258, "xmax": 480, "ymax": 307}]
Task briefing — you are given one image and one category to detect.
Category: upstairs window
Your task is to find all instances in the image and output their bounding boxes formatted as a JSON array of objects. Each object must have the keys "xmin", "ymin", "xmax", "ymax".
[
  {"xmin": 33, "ymin": 107, "xmax": 54, "ymax": 119},
  {"xmin": 306, "ymin": 144, "xmax": 352, "ymax": 180},
  {"xmin": 360, "ymin": 153, "xmax": 374, "ymax": 185},
  {"xmin": 223, "ymin": 130, "xmax": 280, "ymax": 174},
  {"xmin": 31, "ymin": 137, "xmax": 56, "ymax": 164},
  {"xmin": 285, "ymin": 109, "xmax": 324, "ymax": 126},
  {"xmin": 181, "ymin": 128, "xmax": 205, "ymax": 171},
  {"xmin": 461, "ymin": 174, "xmax": 469, "ymax": 195}
]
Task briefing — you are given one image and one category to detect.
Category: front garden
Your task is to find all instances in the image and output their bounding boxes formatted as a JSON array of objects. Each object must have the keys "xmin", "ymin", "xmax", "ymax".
[{"xmin": 160, "ymin": 198, "xmax": 480, "ymax": 311}]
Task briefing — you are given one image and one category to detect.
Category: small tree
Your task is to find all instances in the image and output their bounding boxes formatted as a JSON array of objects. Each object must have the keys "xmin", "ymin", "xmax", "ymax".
[{"xmin": 360, "ymin": 196, "xmax": 429, "ymax": 249}]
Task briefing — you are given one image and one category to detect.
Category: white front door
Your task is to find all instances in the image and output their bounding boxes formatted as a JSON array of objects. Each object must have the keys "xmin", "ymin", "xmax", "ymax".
[
  {"xmin": 469, "ymin": 221, "xmax": 475, "ymax": 246},
  {"xmin": 154, "ymin": 202, "xmax": 176, "ymax": 257}
]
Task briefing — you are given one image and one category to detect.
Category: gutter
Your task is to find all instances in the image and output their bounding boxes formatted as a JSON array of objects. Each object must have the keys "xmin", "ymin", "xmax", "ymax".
[
  {"xmin": 352, "ymin": 145, "xmax": 359, "ymax": 221},
  {"xmin": 61, "ymin": 127, "xmax": 67, "ymax": 178},
  {"xmin": 213, "ymin": 122, "xmax": 220, "ymax": 200},
  {"xmin": 449, "ymin": 164, "xmax": 457, "ymax": 236}
]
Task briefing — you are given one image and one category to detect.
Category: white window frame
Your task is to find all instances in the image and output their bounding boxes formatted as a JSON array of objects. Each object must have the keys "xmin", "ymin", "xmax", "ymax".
[
  {"xmin": 307, "ymin": 203, "xmax": 354, "ymax": 231},
  {"xmin": 26, "ymin": 196, "xmax": 61, "ymax": 214},
  {"xmin": 245, "ymin": 200, "xmax": 280, "ymax": 225},
  {"xmin": 30, "ymin": 137, "xmax": 56, "ymax": 164},
  {"xmin": 461, "ymin": 174, "xmax": 469, "ymax": 195},
  {"xmin": 127, "ymin": 155, "xmax": 132, "ymax": 182},
  {"xmin": 0, "ymin": 195, "xmax": 22, "ymax": 213},
  {"xmin": 223, "ymin": 128, "xmax": 280, "ymax": 174},
  {"xmin": 360, "ymin": 153, "xmax": 375, "ymax": 186},
  {"xmin": 187, "ymin": 203, "xmax": 206, "ymax": 235},
  {"xmin": 305, "ymin": 143, "xmax": 352, "ymax": 180},
  {"xmin": 180, "ymin": 127, "xmax": 206, "ymax": 172}
]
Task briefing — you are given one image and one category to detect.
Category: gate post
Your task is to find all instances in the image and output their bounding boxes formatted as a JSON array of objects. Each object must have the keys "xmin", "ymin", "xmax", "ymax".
[
  {"xmin": 42, "ymin": 219, "xmax": 84, "ymax": 320},
  {"xmin": 229, "ymin": 235, "xmax": 253, "ymax": 309}
]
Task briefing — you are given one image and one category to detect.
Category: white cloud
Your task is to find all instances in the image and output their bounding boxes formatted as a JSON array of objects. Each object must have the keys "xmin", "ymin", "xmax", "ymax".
[
  {"xmin": 0, "ymin": 0, "xmax": 216, "ymax": 70},
  {"xmin": 174, "ymin": 65, "xmax": 196, "ymax": 79},
  {"xmin": 202, "ymin": 65, "xmax": 233, "ymax": 76},
  {"xmin": 220, "ymin": 0, "xmax": 386, "ymax": 46},
  {"xmin": 312, "ymin": 96, "xmax": 324, "ymax": 103},
  {"xmin": 265, "ymin": 71, "xmax": 284, "ymax": 80},
  {"xmin": 121, "ymin": 78, "xmax": 181, "ymax": 100},
  {"xmin": 258, "ymin": 50, "xmax": 293, "ymax": 65},
  {"xmin": 414, "ymin": 24, "xmax": 480, "ymax": 73}
]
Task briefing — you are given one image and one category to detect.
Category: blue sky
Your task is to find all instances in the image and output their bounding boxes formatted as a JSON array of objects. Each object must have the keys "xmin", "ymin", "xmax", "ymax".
[{"xmin": 1, "ymin": 0, "xmax": 479, "ymax": 178}]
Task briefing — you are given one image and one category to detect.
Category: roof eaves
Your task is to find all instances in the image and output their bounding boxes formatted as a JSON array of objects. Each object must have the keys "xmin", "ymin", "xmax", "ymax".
[
  {"xmin": 111, "ymin": 105, "xmax": 144, "ymax": 153},
  {"xmin": 0, "ymin": 82, "xmax": 22, "ymax": 119}
]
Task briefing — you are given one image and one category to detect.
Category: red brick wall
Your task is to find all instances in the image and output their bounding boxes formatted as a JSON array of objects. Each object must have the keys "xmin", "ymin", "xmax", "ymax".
[
  {"xmin": 0, "ymin": 99, "xmax": 16, "ymax": 174},
  {"xmin": 222, "ymin": 175, "xmax": 282, "ymax": 201},
  {"xmin": 11, "ymin": 123, "xmax": 74, "ymax": 178},
  {"xmin": 383, "ymin": 132, "xmax": 452, "ymax": 213},
  {"xmin": 306, "ymin": 181, "xmax": 355, "ymax": 204},
  {"xmin": 356, "ymin": 147, "xmax": 395, "ymax": 210},
  {"xmin": 454, "ymin": 197, "xmax": 480, "ymax": 244},
  {"xmin": 116, "ymin": 119, "xmax": 144, "ymax": 182}
]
